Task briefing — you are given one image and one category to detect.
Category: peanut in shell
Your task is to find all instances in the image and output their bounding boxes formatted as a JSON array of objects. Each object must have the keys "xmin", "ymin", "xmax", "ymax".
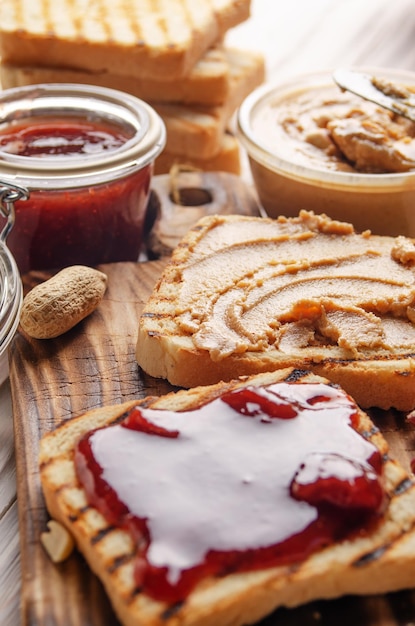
[{"xmin": 20, "ymin": 265, "xmax": 108, "ymax": 339}]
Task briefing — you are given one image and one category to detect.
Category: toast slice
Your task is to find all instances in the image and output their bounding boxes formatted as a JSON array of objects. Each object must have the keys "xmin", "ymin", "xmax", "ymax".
[
  {"xmin": 136, "ymin": 211, "xmax": 415, "ymax": 410},
  {"xmin": 39, "ymin": 368, "xmax": 415, "ymax": 626},
  {"xmin": 151, "ymin": 48, "xmax": 264, "ymax": 158},
  {"xmin": 0, "ymin": 0, "xmax": 251, "ymax": 80},
  {"xmin": 0, "ymin": 46, "xmax": 253, "ymax": 106},
  {"xmin": 154, "ymin": 131, "xmax": 241, "ymax": 175}
]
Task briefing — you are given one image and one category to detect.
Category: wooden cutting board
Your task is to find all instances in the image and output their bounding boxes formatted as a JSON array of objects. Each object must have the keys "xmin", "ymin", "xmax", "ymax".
[
  {"xmin": 10, "ymin": 259, "xmax": 172, "ymax": 626},
  {"xmin": 7, "ymin": 172, "xmax": 415, "ymax": 625}
]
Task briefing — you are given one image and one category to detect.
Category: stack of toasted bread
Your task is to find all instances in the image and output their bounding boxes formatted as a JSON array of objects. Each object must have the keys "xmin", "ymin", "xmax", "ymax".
[{"xmin": 0, "ymin": 0, "xmax": 265, "ymax": 175}]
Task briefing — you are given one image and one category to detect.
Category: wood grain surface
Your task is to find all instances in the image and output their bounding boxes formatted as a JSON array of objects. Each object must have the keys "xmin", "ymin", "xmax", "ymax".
[
  {"xmin": 7, "ymin": 169, "xmax": 263, "ymax": 626},
  {"xmin": 9, "ymin": 259, "xmax": 174, "ymax": 626}
]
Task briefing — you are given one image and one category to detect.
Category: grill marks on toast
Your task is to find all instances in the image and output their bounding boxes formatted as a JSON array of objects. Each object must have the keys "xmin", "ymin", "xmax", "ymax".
[
  {"xmin": 50, "ymin": 449, "xmax": 415, "ymax": 597},
  {"xmin": 351, "ymin": 473, "xmax": 415, "ymax": 568},
  {"xmin": 360, "ymin": 425, "xmax": 381, "ymax": 439},
  {"xmin": 91, "ymin": 525, "xmax": 118, "ymax": 545},
  {"xmin": 54, "ymin": 469, "xmax": 142, "ymax": 597},
  {"xmin": 284, "ymin": 368, "xmax": 314, "ymax": 383},
  {"xmin": 4, "ymin": 0, "xmax": 201, "ymax": 47},
  {"xmin": 161, "ymin": 601, "xmax": 186, "ymax": 620},
  {"xmin": 353, "ymin": 544, "xmax": 389, "ymax": 567},
  {"xmin": 0, "ymin": 0, "xmax": 252, "ymax": 79},
  {"xmin": 392, "ymin": 477, "xmax": 414, "ymax": 496},
  {"xmin": 324, "ymin": 353, "xmax": 415, "ymax": 363},
  {"xmin": 107, "ymin": 553, "xmax": 137, "ymax": 575},
  {"xmin": 126, "ymin": 0, "xmax": 188, "ymax": 49}
]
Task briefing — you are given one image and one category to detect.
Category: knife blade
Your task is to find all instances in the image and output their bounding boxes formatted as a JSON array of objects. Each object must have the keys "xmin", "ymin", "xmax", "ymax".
[{"xmin": 333, "ymin": 68, "xmax": 415, "ymax": 123}]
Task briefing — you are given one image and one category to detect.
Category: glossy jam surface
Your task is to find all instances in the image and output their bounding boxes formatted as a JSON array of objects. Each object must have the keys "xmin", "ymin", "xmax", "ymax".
[
  {"xmin": 0, "ymin": 119, "xmax": 130, "ymax": 158},
  {"xmin": 0, "ymin": 116, "xmax": 151, "ymax": 273},
  {"xmin": 75, "ymin": 382, "xmax": 385, "ymax": 604}
]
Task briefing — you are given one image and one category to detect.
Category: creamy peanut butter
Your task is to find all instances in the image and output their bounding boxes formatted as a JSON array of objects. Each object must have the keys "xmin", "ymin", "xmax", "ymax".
[
  {"xmin": 175, "ymin": 211, "xmax": 415, "ymax": 360},
  {"xmin": 253, "ymin": 86, "xmax": 415, "ymax": 173}
]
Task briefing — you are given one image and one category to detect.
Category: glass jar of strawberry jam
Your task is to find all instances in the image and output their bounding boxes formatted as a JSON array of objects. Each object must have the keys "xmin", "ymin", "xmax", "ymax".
[{"xmin": 0, "ymin": 83, "xmax": 166, "ymax": 274}]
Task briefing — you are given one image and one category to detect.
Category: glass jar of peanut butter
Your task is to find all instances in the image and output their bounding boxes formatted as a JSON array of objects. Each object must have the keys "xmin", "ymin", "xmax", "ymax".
[{"xmin": 237, "ymin": 68, "xmax": 415, "ymax": 237}]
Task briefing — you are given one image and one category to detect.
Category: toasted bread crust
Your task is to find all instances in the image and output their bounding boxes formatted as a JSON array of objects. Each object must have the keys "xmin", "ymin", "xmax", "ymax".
[
  {"xmin": 0, "ymin": 46, "xmax": 254, "ymax": 107},
  {"xmin": 40, "ymin": 369, "xmax": 415, "ymax": 626},
  {"xmin": 137, "ymin": 328, "xmax": 415, "ymax": 410},
  {"xmin": 154, "ymin": 132, "xmax": 241, "ymax": 175},
  {"xmin": 150, "ymin": 50, "xmax": 264, "ymax": 158},
  {"xmin": 136, "ymin": 213, "xmax": 415, "ymax": 410}
]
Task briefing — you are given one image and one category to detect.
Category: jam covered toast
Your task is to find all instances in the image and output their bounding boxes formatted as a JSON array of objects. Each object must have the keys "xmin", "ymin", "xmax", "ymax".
[
  {"xmin": 39, "ymin": 369, "xmax": 415, "ymax": 626},
  {"xmin": 136, "ymin": 211, "xmax": 415, "ymax": 411}
]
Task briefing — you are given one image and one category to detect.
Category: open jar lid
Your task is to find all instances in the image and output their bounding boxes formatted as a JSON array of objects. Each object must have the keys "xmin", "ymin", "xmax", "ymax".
[{"xmin": 0, "ymin": 182, "xmax": 24, "ymax": 372}]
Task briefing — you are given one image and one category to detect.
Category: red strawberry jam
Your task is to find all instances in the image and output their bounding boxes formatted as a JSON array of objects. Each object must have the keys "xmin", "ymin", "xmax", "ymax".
[
  {"xmin": 75, "ymin": 382, "xmax": 385, "ymax": 605},
  {"xmin": 0, "ymin": 116, "xmax": 153, "ymax": 273},
  {"xmin": 0, "ymin": 119, "xmax": 128, "ymax": 157}
]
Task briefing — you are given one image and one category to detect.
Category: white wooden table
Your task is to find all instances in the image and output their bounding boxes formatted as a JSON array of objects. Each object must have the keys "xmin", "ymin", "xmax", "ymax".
[{"xmin": 1, "ymin": 0, "xmax": 415, "ymax": 623}]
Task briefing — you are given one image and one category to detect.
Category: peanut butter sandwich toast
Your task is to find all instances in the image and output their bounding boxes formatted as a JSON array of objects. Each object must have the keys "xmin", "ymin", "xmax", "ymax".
[{"xmin": 136, "ymin": 211, "xmax": 415, "ymax": 410}]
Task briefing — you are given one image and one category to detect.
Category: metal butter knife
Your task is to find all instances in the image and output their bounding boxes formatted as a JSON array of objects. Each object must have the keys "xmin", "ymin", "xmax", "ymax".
[{"xmin": 333, "ymin": 68, "xmax": 415, "ymax": 123}]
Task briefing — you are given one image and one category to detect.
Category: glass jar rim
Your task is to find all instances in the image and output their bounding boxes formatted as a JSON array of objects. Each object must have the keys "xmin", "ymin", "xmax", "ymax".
[
  {"xmin": 0, "ymin": 238, "xmax": 22, "ymax": 357},
  {"xmin": 0, "ymin": 83, "xmax": 166, "ymax": 189},
  {"xmin": 237, "ymin": 67, "xmax": 415, "ymax": 191}
]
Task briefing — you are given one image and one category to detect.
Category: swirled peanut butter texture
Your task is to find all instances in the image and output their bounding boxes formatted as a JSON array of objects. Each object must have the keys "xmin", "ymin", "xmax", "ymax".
[
  {"xmin": 254, "ymin": 86, "xmax": 415, "ymax": 173},
  {"xmin": 149, "ymin": 211, "xmax": 415, "ymax": 363}
]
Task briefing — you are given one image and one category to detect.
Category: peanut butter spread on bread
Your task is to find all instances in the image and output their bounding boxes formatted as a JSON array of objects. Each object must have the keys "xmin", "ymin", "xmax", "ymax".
[{"xmin": 172, "ymin": 211, "xmax": 415, "ymax": 360}]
